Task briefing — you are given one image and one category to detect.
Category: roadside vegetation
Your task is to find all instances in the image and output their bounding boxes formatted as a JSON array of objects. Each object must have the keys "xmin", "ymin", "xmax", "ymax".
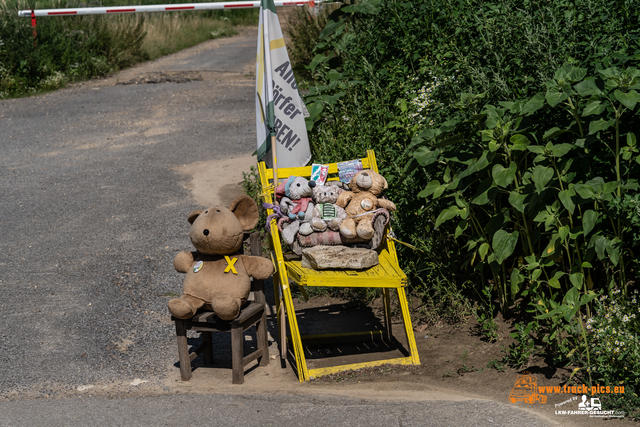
[
  {"xmin": 277, "ymin": 0, "xmax": 640, "ymax": 419},
  {"xmin": 0, "ymin": 0, "xmax": 257, "ymax": 98}
]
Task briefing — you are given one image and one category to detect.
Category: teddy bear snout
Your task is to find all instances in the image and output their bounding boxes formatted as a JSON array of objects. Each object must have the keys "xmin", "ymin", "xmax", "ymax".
[
  {"xmin": 203, "ymin": 229, "xmax": 210, "ymax": 236},
  {"xmin": 356, "ymin": 172, "xmax": 373, "ymax": 190},
  {"xmin": 309, "ymin": 180, "xmax": 316, "ymax": 188}
]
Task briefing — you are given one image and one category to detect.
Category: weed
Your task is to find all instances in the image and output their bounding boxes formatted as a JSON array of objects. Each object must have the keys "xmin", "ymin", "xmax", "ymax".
[
  {"xmin": 502, "ymin": 323, "xmax": 537, "ymax": 368},
  {"xmin": 442, "ymin": 370, "xmax": 455, "ymax": 378},
  {"xmin": 242, "ymin": 165, "xmax": 267, "ymax": 227},
  {"xmin": 487, "ymin": 359, "xmax": 505, "ymax": 372},
  {"xmin": 284, "ymin": 4, "xmax": 334, "ymax": 82},
  {"xmin": 474, "ymin": 287, "xmax": 499, "ymax": 342},
  {"xmin": 161, "ymin": 292, "xmax": 181, "ymax": 297},
  {"xmin": 456, "ymin": 364, "xmax": 478, "ymax": 375}
]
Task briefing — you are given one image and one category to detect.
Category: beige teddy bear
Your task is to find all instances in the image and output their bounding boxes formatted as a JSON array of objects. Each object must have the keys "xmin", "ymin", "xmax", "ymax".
[
  {"xmin": 336, "ymin": 170, "xmax": 396, "ymax": 240},
  {"xmin": 168, "ymin": 196, "xmax": 273, "ymax": 320}
]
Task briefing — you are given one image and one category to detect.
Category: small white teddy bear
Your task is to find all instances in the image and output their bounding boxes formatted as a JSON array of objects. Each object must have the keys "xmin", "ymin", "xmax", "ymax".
[{"xmin": 305, "ymin": 184, "xmax": 348, "ymax": 233}]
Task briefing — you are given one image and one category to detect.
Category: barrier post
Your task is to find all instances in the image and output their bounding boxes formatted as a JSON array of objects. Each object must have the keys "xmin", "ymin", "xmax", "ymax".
[{"xmin": 31, "ymin": 10, "xmax": 37, "ymax": 46}]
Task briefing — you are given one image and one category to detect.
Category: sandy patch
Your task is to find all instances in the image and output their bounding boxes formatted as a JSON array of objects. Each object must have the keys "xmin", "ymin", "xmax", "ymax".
[{"xmin": 174, "ymin": 154, "xmax": 258, "ymax": 207}]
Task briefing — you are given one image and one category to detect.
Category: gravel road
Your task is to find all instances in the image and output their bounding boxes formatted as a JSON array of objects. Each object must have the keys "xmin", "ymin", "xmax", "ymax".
[{"xmin": 0, "ymin": 26, "xmax": 560, "ymax": 427}]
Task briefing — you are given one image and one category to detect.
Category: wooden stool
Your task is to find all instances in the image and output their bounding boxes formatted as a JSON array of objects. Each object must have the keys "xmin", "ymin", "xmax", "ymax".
[{"xmin": 171, "ymin": 233, "xmax": 270, "ymax": 384}]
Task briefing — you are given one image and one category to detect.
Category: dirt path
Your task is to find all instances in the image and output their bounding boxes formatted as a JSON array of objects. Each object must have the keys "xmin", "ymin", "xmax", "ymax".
[{"xmin": 0, "ymin": 22, "xmax": 630, "ymax": 426}]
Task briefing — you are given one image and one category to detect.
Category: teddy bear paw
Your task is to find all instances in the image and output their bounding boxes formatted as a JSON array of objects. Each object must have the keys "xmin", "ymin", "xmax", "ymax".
[
  {"xmin": 339, "ymin": 225, "xmax": 357, "ymax": 239},
  {"xmin": 311, "ymin": 219, "xmax": 327, "ymax": 232},
  {"xmin": 299, "ymin": 222, "xmax": 314, "ymax": 236},
  {"xmin": 357, "ymin": 225, "xmax": 375, "ymax": 240},
  {"xmin": 212, "ymin": 295, "xmax": 241, "ymax": 321},
  {"xmin": 168, "ymin": 297, "xmax": 197, "ymax": 319},
  {"xmin": 282, "ymin": 220, "xmax": 300, "ymax": 244},
  {"xmin": 327, "ymin": 218, "xmax": 341, "ymax": 231}
]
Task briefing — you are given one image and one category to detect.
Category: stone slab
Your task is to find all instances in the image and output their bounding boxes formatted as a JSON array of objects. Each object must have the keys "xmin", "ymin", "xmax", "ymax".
[{"xmin": 301, "ymin": 245, "xmax": 379, "ymax": 270}]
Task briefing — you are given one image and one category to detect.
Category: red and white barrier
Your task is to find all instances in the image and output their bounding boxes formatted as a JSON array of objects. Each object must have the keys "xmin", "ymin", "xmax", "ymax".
[{"xmin": 18, "ymin": 0, "xmax": 317, "ymax": 17}]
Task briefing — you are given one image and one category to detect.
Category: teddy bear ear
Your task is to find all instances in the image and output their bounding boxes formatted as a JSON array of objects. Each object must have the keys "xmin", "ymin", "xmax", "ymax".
[
  {"xmin": 187, "ymin": 209, "xmax": 203, "ymax": 224},
  {"xmin": 229, "ymin": 195, "xmax": 259, "ymax": 231}
]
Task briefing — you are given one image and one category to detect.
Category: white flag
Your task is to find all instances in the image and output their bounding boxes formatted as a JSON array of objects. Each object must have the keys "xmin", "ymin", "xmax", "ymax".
[{"xmin": 255, "ymin": 0, "xmax": 311, "ymax": 168}]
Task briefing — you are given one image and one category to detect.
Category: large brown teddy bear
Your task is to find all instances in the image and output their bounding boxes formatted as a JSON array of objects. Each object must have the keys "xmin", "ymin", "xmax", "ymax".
[
  {"xmin": 168, "ymin": 195, "xmax": 273, "ymax": 320},
  {"xmin": 336, "ymin": 170, "xmax": 396, "ymax": 240}
]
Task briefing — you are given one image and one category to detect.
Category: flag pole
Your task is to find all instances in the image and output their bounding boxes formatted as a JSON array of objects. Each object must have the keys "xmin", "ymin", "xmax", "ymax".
[
  {"xmin": 261, "ymin": 0, "xmax": 285, "ymax": 360},
  {"xmin": 271, "ymin": 135, "xmax": 278, "ymax": 185},
  {"xmin": 262, "ymin": 7, "xmax": 278, "ymax": 186}
]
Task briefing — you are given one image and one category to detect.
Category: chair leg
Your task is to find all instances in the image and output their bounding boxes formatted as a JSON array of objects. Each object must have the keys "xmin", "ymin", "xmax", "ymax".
[
  {"xmin": 257, "ymin": 311, "xmax": 269, "ymax": 366},
  {"xmin": 383, "ymin": 288, "xmax": 393, "ymax": 342},
  {"xmin": 279, "ymin": 299, "xmax": 287, "ymax": 367},
  {"xmin": 175, "ymin": 320, "xmax": 192, "ymax": 381},
  {"xmin": 202, "ymin": 331, "xmax": 214, "ymax": 365},
  {"xmin": 231, "ymin": 325, "xmax": 244, "ymax": 384}
]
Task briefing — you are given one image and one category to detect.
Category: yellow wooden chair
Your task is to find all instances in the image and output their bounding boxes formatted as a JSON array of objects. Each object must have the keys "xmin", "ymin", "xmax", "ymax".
[{"xmin": 258, "ymin": 150, "xmax": 420, "ymax": 381}]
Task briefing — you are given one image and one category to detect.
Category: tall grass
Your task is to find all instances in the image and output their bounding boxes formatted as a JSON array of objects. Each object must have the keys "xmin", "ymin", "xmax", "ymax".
[
  {"xmin": 141, "ymin": 12, "xmax": 237, "ymax": 60},
  {"xmin": 284, "ymin": 4, "xmax": 333, "ymax": 82}
]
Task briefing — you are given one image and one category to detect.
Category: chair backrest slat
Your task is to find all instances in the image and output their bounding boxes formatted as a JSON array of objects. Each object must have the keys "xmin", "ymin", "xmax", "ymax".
[
  {"xmin": 249, "ymin": 232, "xmax": 266, "ymax": 304},
  {"xmin": 260, "ymin": 152, "xmax": 377, "ymax": 182}
]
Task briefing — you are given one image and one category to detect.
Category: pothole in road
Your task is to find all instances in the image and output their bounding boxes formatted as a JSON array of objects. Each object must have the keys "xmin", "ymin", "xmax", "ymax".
[{"xmin": 117, "ymin": 71, "xmax": 203, "ymax": 85}]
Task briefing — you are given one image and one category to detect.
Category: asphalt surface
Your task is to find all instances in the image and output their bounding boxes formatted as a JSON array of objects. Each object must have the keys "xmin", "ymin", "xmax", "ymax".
[
  {"xmin": 0, "ymin": 31, "xmax": 258, "ymax": 397},
  {"xmin": 0, "ymin": 27, "xmax": 558, "ymax": 427},
  {"xmin": 0, "ymin": 394, "xmax": 555, "ymax": 427}
]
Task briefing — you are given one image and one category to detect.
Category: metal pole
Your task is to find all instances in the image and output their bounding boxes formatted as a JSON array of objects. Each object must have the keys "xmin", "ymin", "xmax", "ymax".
[
  {"xmin": 262, "ymin": 7, "xmax": 278, "ymax": 187},
  {"xmin": 18, "ymin": 0, "xmax": 318, "ymax": 18}
]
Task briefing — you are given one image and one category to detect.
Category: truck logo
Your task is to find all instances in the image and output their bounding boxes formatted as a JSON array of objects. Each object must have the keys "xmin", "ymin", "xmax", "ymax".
[
  {"xmin": 509, "ymin": 373, "xmax": 547, "ymax": 404},
  {"xmin": 578, "ymin": 395, "xmax": 602, "ymax": 411}
]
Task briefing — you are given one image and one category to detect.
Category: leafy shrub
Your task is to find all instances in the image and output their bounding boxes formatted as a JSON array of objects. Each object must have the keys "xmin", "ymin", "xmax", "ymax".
[
  {"xmin": 415, "ymin": 62, "xmax": 640, "ymax": 305},
  {"xmin": 242, "ymin": 165, "xmax": 268, "ymax": 234},
  {"xmin": 288, "ymin": 1, "xmax": 640, "ymax": 394},
  {"xmin": 586, "ymin": 289, "xmax": 640, "ymax": 420},
  {"xmin": 0, "ymin": 9, "xmax": 148, "ymax": 97},
  {"xmin": 297, "ymin": 0, "xmax": 634, "ymax": 289},
  {"xmin": 410, "ymin": 63, "xmax": 640, "ymax": 382},
  {"xmin": 502, "ymin": 322, "xmax": 537, "ymax": 368}
]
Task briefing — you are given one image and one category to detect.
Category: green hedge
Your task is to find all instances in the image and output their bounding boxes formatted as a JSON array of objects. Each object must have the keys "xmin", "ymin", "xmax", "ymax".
[{"xmin": 302, "ymin": 0, "xmax": 640, "ymax": 303}]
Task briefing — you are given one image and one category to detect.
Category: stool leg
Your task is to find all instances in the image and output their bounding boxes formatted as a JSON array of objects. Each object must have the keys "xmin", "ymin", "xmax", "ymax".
[
  {"xmin": 202, "ymin": 331, "xmax": 214, "ymax": 365},
  {"xmin": 257, "ymin": 311, "xmax": 269, "ymax": 366},
  {"xmin": 175, "ymin": 320, "xmax": 192, "ymax": 381},
  {"xmin": 231, "ymin": 325, "xmax": 244, "ymax": 384}
]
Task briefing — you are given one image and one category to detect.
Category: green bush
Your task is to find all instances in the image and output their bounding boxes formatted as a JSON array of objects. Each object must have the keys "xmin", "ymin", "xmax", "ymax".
[
  {"xmin": 416, "ymin": 62, "xmax": 640, "ymax": 306},
  {"xmin": 586, "ymin": 289, "xmax": 640, "ymax": 420},
  {"xmin": 295, "ymin": 0, "xmax": 640, "ymax": 306},
  {"xmin": 0, "ymin": 9, "xmax": 147, "ymax": 97},
  {"xmin": 288, "ymin": 0, "xmax": 640, "ymax": 390}
]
